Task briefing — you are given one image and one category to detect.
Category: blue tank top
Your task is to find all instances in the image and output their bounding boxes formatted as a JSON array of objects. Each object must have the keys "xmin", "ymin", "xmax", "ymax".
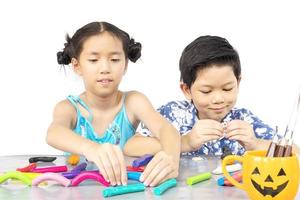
[{"xmin": 67, "ymin": 94, "xmax": 135, "ymax": 149}]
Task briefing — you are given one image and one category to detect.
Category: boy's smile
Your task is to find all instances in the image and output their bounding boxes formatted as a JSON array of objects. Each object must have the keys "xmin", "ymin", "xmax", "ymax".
[{"xmin": 181, "ymin": 65, "xmax": 240, "ymax": 122}]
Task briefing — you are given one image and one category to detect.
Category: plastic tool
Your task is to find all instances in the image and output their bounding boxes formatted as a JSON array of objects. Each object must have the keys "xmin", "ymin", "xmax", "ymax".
[
  {"xmin": 127, "ymin": 172, "xmax": 142, "ymax": 181},
  {"xmin": 29, "ymin": 156, "xmax": 57, "ymax": 163},
  {"xmin": 32, "ymin": 172, "xmax": 71, "ymax": 187},
  {"xmin": 102, "ymin": 183, "xmax": 145, "ymax": 197},
  {"xmin": 126, "ymin": 166, "xmax": 145, "ymax": 172},
  {"xmin": 62, "ymin": 162, "xmax": 87, "ymax": 179},
  {"xmin": 71, "ymin": 171, "xmax": 110, "ymax": 187},
  {"xmin": 212, "ymin": 163, "xmax": 242, "ymax": 175},
  {"xmin": 217, "ymin": 171, "xmax": 242, "ymax": 186},
  {"xmin": 0, "ymin": 171, "xmax": 32, "ymax": 186},
  {"xmin": 17, "ymin": 163, "xmax": 37, "ymax": 172},
  {"xmin": 153, "ymin": 178, "xmax": 177, "ymax": 195},
  {"xmin": 31, "ymin": 165, "xmax": 68, "ymax": 173},
  {"xmin": 132, "ymin": 154, "xmax": 153, "ymax": 167},
  {"xmin": 186, "ymin": 172, "xmax": 211, "ymax": 185}
]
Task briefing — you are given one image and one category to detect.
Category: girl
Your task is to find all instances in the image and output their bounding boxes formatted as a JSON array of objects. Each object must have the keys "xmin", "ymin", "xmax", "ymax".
[{"xmin": 47, "ymin": 21, "xmax": 180, "ymax": 187}]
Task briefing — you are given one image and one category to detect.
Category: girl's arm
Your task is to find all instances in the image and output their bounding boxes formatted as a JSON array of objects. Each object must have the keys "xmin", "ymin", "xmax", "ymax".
[
  {"xmin": 123, "ymin": 134, "xmax": 162, "ymax": 156},
  {"xmin": 46, "ymin": 100, "xmax": 96, "ymax": 155},
  {"xmin": 46, "ymin": 100, "xmax": 127, "ymax": 186},
  {"xmin": 126, "ymin": 91, "xmax": 181, "ymax": 186}
]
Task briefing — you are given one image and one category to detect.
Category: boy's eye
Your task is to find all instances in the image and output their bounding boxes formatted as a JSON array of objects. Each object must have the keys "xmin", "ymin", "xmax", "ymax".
[
  {"xmin": 223, "ymin": 88, "xmax": 233, "ymax": 91},
  {"xmin": 88, "ymin": 59, "xmax": 98, "ymax": 63}
]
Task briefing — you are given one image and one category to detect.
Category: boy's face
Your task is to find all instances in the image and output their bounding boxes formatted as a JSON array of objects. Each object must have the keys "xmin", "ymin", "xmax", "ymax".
[{"xmin": 181, "ymin": 65, "xmax": 240, "ymax": 122}]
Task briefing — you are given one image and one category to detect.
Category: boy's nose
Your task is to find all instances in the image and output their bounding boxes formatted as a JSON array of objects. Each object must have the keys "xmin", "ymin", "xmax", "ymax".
[{"xmin": 212, "ymin": 94, "xmax": 225, "ymax": 104}]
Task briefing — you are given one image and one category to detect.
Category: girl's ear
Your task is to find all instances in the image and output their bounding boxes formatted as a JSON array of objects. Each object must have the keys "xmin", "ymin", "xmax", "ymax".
[
  {"xmin": 123, "ymin": 60, "xmax": 128, "ymax": 75},
  {"xmin": 71, "ymin": 58, "xmax": 82, "ymax": 76},
  {"xmin": 180, "ymin": 82, "xmax": 193, "ymax": 101}
]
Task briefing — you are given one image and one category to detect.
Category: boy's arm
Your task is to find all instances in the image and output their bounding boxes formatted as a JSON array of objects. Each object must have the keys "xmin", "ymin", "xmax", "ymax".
[
  {"xmin": 181, "ymin": 133, "xmax": 197, "ymax": 152},
  {"xmin": 123, "ymin": 134, "xmax": 162, "ymax": 157}
]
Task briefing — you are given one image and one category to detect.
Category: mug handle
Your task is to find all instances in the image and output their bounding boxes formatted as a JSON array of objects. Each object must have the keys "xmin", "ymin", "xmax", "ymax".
[{"xmin": 222, "ymin": 155, "xmax": 245, "ymax": 190}]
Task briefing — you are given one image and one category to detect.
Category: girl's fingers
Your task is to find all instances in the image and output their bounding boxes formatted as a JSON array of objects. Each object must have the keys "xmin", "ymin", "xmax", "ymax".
[
  {"xmin": 144, "ymin": 159, "xmax": 168, "ymax": 186},
  {"xmin": 93, "ymin": 156, "xmax": 109, "ymax": 182},
  {"xmin": 99, "ymin": 151, "xmax": 116, "ymax": 185},
  {"xmin": 149, "ymin": 164, "xmax": 173, "ymax": 187},
  {"xmin": 140, "ymin": 154, "xmax": 162, "ymax": 182},
  {"xmin": 113, "ymin": 146, "xmax": 127, "ymax": 185},
  {"xmin": 106, "ymin": 147, "xmax": 121, "ymax": 185}
]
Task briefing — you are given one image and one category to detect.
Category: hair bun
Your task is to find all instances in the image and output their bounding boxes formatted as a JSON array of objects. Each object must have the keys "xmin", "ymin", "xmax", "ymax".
[
  {"xmin": 128, "ymin": 38, "xmax": 142, "ymax": 63},
  {"xmin": 57, "ymin": 51, "xmax": 71, "ymax": 65}
]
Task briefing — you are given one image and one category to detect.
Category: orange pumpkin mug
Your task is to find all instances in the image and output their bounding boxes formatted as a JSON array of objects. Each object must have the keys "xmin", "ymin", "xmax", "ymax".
[{"xmin": 222, "ymin": 150, "xmax": 299, "ymax": 200}]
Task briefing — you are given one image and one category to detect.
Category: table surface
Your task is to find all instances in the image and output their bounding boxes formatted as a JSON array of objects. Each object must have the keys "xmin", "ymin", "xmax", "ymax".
[{"xmin": 0, "ymin": 155, "xmax": 299, "ymax": 200}]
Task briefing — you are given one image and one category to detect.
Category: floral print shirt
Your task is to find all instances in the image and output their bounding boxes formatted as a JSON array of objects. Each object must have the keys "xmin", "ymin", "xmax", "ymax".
[{"xmin": 137, "ymin": 100, "xmax": 275, "ymax": 156}]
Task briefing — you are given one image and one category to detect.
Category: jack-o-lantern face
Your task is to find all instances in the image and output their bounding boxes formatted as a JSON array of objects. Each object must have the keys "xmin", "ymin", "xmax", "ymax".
[{"xmin": 250, "ymin": 167, "xmax": 289, "ymax": 197}]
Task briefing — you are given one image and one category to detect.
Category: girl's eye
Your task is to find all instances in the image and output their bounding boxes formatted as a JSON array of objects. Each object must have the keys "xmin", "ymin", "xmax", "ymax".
[
  {"xmin": 200, "ymin": 91, "xmax": 211, "ymax": 94},
  {"xmin": 111, "ymin": 58, "xmax": 120, "ymax": 62}
]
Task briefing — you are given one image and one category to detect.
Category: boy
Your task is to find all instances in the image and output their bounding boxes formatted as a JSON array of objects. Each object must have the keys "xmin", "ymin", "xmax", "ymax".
[{"xmin": 124, "ymin": 35, "xmax": 274, "ymax": 156}]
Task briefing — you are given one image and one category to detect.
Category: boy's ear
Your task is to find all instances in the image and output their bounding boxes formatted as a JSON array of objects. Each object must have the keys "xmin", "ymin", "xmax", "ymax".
[
  {"xmin": 71, "ymin": 58, "xmax": 82, "ymax": 76},
  {"xmin": 180, "ymin": 82, "xmax": 193, "ymax": 101},
  {"xmin": 237, "ymin": 76, "xmax": 242, "ymax": 87}
]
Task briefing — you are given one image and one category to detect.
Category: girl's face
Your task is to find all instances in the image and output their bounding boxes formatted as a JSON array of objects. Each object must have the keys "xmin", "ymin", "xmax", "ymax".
[
  {"xmin": 181, "ymin": 65, "xmax": 240, "ymax": 122},
  {"xmin": 72, "ymin": 31, "xmax": 127, "ymax": 97}
]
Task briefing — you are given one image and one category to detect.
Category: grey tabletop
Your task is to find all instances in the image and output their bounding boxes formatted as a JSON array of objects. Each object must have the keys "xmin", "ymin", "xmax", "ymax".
[{"xmin": 0, "ymin": 155, "xmax": 299, "ymax": 200}]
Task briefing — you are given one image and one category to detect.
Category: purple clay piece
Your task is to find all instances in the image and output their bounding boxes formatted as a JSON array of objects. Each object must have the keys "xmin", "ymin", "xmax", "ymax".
[
  {"xmin": 62, "ymin": 163, "xmax": 88, "ymax": 179},
  {"xmin": 132, "ymin": 154, "xmax": 154, "ymax": 167},
  {"xmin": 62, "ymin": 171, "xmax": 78, "ymax": 179},
  {"xmin": 71, "ymin": 163, "xmax": 87, "ymax": 173}
]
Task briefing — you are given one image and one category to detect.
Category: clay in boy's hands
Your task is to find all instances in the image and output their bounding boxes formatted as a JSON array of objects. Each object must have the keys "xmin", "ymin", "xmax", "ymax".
[
  {"xmin": 188, "ymin": 119, "xmax": 224, "ymax": 150},
  {"xmin": 84, "ymin": 143, "xmax": 127, "ymax": 186},
  {"xmin": 225, "ymin": 120, "xmax": 257, "ymax": 150},
  {"xmin": 139, "ymin": 151, "xmax": 179, "ymax": 187}
]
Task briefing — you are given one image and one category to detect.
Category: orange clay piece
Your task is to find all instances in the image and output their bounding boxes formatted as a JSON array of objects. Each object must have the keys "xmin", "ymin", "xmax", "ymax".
[{"xmin": 67, "ymin": 154, "xmax": 80, "ymax": 166}]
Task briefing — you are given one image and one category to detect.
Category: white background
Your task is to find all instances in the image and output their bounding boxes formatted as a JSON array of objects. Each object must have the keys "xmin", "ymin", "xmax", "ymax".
[{"xmin": 0, "ymin": 0, "xmax": 299, "ymax": 155}]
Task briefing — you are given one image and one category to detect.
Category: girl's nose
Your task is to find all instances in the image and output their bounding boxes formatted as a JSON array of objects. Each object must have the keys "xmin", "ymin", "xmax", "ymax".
[{"xmin": 99, "ymin": 60, "xmax": 110, "ymax": 74}]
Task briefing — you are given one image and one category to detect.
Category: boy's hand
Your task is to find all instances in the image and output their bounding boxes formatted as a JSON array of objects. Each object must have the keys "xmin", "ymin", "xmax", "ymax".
[
  {"xmin": 187, "ymin": 119, "xmax": 224, "ymax": 150},
  {"xmin": 139, "ymin": 151, "xmax": 179, "ymax": 187},
  {"xmin": 84, "ymin": 143, "xmax": 127, "ymax": 186},
  {"xmin": 225, "ymin": 120, "xmax": 257, "ymax": 150}
]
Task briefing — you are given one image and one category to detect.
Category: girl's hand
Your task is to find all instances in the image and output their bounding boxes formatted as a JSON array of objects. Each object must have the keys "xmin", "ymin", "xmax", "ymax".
[
  {"xmin": 225, "ymin": 120, "xmax": 257, "ymax": 150},
  {"xmin": 139, "ymin": 151, "xmax": 179, "ymax": 187},
  {"xmin": 187, "ymin": 119, "xmax": 224, "ymax": 150},
  {"xmin": 84, "ymin": 143, "xmax": 127, "ymax": 186}
]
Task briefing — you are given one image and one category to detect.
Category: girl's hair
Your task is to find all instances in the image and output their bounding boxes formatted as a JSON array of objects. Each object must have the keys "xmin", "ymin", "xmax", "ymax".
[
  {"xmin": 57, "ymin": 21, "xmax": 142, "ymax": 65},
  {"xmin": 179, "ymin": 35, "xmax": 241, "ymax": 88}
]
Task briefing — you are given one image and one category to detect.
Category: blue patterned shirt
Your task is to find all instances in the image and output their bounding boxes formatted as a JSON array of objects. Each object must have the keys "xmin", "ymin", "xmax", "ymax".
[{"xmin": 137, "ymin": 100, "xmax": 275, "ymax": 156}]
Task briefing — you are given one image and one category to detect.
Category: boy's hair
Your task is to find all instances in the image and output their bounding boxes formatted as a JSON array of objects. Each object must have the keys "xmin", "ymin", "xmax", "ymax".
[
  {"xmin": 179, "ymin": 35, "xmax": 241, "ymax": 88},
  {"xmin": 57, "ymin": 21, "xmax": 142, "ymax": 65}
]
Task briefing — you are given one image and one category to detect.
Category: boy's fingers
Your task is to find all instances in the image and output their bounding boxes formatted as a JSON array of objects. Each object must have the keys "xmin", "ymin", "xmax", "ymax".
[{"xmin": 113, "ymin": 146, "xmax": 127, "ymax": 185}]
